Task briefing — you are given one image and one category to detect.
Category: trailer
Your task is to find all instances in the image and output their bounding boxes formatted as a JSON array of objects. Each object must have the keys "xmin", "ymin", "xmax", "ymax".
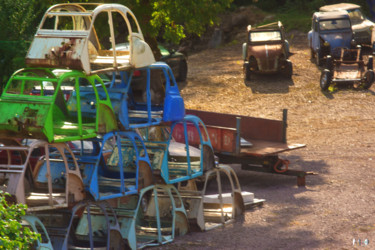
[{"xmin": 175, "ymin": 109, "xmax": 310, "ymax": 186}]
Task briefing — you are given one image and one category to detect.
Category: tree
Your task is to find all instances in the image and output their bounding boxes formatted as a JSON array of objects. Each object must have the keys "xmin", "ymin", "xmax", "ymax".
[
  {"xmin": 0, "ymin": 0, "xmax": 48, "ymax": 85},
  {"xmin": 0, "ymin": 191, "xmax": 40, "ymax": 249},
  {"xmin": 119, "ymin": 0, "xmax": 234, "ymax": 59}
]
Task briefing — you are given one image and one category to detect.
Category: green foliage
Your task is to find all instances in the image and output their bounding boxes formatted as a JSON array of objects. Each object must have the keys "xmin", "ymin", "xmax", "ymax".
[
  {"xmin": 117, "ymin": 0, "xmax": 233, "ymax": 44},
  {"xmin": 0, "ymin": 0, "xmax": 48, "ymax": 85},
  {"xmin": 253, "ymin": 0, "xmax": 373, "ymax": 32},
  {"xmin": 0, "ymin": 191, "xmax": 40, "ymax": 249}
]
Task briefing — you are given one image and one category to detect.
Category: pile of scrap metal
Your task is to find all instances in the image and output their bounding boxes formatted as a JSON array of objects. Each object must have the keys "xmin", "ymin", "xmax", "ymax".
[{"xmin": 0, "ymin": 3, "xmax": 260, "ymax": 249}]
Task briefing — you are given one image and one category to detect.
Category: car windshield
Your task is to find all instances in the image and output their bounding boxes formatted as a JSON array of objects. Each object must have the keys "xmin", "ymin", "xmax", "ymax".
[
  {"xmin": 4, "ymin": 78, "xmax": 57, "ymax": 99},
  {"xmin": 249, "ymin": 31, "xmax": 281, "ymax": 42},
  {"xmin": 347, "ymin": 9, "xmax": 365, "ymax": 25},
  {"xmin": 319, "ymin": 19, "xmax": 351, "ymax": 31},
  {"xmin": 41, "ymin": 12, "xmax": 89, "ymax": 31}
]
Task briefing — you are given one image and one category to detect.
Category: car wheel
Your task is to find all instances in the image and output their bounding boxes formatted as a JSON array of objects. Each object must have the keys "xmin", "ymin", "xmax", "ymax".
[
  {"xmin": 326, "ymin": 55, "xmax": 333, "ymax": 71},
  {"xmin": 310, "ymin": 48, "xmax": 315, "ymax": 60},
  {"xmin": 363, "ymin": 70, "xmax": 374, "ymax": 89},
  {"xmin": 282, "ymin": 60, "xmax": 293, "ymax": 78},
  {"xmin": 244, "ymin": 62, "xmax": 251, "ymax": 81},
  {"xmin": 177, "ymin": 60, "xmax": 188, "ymax": 82},
  {"xmin": 320, "ymin": 69, "xmax": 332, "ymax": 91},
  {"xmin": 316, "ymin": 50, "xmax": 323, "ymax": 66},
  {"xmin": 367, "ymin": 55, "xmax": 373, "ymax": 70}
]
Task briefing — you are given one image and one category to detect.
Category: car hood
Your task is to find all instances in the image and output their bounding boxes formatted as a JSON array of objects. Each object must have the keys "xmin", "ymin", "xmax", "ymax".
[
  {"xmin": 353, "ymin": 20, "xmax": 374, "ymax": 32},
  {"xmin": 250, "ymin": 44, "xmax": 283, "ymax": 58},
  {"xmin": 0, "ymin": 100, "xmax": 51, "ymax": 140},
  {"xmin": 320, "ymin": 31, "xmax": 352, "ymax": 49}
]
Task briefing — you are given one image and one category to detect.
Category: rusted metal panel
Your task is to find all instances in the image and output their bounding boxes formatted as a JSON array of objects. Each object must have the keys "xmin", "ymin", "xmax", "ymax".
[
  {"xmin": 26, "ymin": 37, "xmax": 86, "ymax": 71},
  {"xmin": 186, "ymin": 109, "xmax": 284, "ymax": 142},
  {"xmin": 240, "ymin": 139, "xmax": 306, "ymax": 156},
  {"xmin": 173, "ymin": 123, "xmax": 237, "ymax": 153}
]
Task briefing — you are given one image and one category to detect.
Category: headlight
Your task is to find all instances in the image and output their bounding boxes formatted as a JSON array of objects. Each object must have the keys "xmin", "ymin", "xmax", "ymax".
[{"xmin": 323, "ymin": 41, "xmax": 330, "ymax": 47}]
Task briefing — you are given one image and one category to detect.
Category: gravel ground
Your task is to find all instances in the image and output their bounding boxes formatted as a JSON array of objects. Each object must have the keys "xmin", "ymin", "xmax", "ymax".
[{"xmin": 157, "ymin": 31, "xmax": 375, "ymax": 249}]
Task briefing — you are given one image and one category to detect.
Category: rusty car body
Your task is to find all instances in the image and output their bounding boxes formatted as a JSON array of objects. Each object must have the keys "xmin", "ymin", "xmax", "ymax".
[
  {"xmin": 320, "ymin": 46, "xmax": 374, "ymax": 90},
  {"xmin": 177, "ymin": 164, "xmax": 246, "ymax": 231},
  {"xmin": 308, "ymin": 11, "xmax": 354, "ymax": 66},
  {"xmin": 113, "ymin": 184, "xmax": 189, "ymax": 249},
  {"xmin": 136, "ymin": 115, "xmax": 215, "ymax": 184},
  {"xmin": 70, "ymin": 131, "xmax": 154, "ymax": 201},
  {"xmin": 0, "ymin": 139, "xmax": 85, "ymax": 211},
  {"xmin": 242, "ymin": 21, "xmax": 292, "ymax": 81},
  {"xmin": 21, "ymin": 215, "xmax": 54, "ymax": 250},
  {"xmin": 26, "ymin": 3, "xmax": 155, "ymax": 75},
  {"xmin": 0, "ymin": 68, "xmax": 118, "ymax": 142},
  {"xmin": 34, "ymin": 200, "xmax": 126, "ymax": 249},
  {"xmin": 319, "ymin": 3, "xmax": 375, "ymax": 46},
  {"xmin": 106, "ymin": 62, "xmax": 186, "ymax": 130}
]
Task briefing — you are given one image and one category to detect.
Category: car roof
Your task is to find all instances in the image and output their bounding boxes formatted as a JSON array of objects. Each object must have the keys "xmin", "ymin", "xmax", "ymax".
[
  {"xmin": 313, "ymin": 11, "xmax": 350, "ymax": 20},
  {"xmin": 319, "ymin": 3, "xmax": 360, "ymax": 12},
  {"xmin": 247, "ymin": 21, "xmax": 283, "ymax": 32}
]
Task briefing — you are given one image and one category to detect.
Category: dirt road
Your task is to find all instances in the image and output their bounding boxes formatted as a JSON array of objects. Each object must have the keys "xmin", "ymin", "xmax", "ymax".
[{"xmin": 161, "ymin": 31, "xmax": 375, "ymax": 249}]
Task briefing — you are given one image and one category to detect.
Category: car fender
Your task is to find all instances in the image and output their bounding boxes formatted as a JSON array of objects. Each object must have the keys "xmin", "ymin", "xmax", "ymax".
[
  {"xmin": 242, "ymin": 43, "xmax": 247, "ymax": 61},
  {"xmin": 307, "ymin": 30, "xmax": 313, "ymax": 48},
  {"xmin": 285, "ymin": 40, "xmax": 290, "ymax": 57}
]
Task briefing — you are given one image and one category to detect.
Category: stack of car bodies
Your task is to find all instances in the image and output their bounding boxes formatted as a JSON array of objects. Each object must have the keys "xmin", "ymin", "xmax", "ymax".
[{"xmin": 0, "ymin": 3, "xmax": 246, "ymax": 249}]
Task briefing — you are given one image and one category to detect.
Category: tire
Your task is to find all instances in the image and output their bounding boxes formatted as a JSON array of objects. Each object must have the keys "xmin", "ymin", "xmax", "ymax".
[
  {"xmin": 326, "ymin": 55, "xmax": 333, "ymax": 71},
  {"xmin": 363, "ymin": 70, "xmax": 374, "ymax": 89},
  {"xmin": 310, "ymin": 48, "xmax": 315, "ymax": 60},
  {"xmin": 176, "ymin": 60, "xmax": 187, "ymax": 82},
  {"xmin": 368, "ymin": 56, "xmax": 373, "ymax": 70},
  {"xmin": 316, "ymin": 50, "xmax": 323, "ymax": 66},
  {"xmin": 358, "ymin": 45, "xmax": 363, "ymax": 60},
  {"xmin": 244, "ymin": 62, "xmax": 251, "ymax": 81},
  {"xmin": 320, "ymin": 69, "xmax": 332, "ymax": 91},
  {"xmin": 282, "ymin": 60, "xmax": 293, "ymax": 78}
]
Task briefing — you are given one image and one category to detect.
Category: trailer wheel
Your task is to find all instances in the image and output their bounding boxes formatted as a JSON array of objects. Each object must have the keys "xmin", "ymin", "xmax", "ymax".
[
  {"xmin": 273, "ymin": 159, "xmax": 289, "ymax": 173},
  {"xmin": 367, "ymin": 55, "xmax": 373, "ymax": 70},
  {"xmin": 282, "ymin": 60, "xmax": 293, "ymax": 79},
  {"xmin": 363, "ymin": 70, "xmax": 374, "ymax": 89},
  {"xmin": 320, "ymin": 69, "xmax": 332, "ymax": 91}
]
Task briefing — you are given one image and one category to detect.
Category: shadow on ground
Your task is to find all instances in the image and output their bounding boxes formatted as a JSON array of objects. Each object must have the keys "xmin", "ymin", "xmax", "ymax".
[{"xmin": 244, "ymin": 74, "xmax": 294, "ymax": 94}]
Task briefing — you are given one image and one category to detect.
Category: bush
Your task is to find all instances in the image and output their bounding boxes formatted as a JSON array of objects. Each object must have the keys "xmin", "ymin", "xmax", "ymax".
[{"xmin": 0, "ymin": 191, "xmax": 40, "ymax": 249}]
